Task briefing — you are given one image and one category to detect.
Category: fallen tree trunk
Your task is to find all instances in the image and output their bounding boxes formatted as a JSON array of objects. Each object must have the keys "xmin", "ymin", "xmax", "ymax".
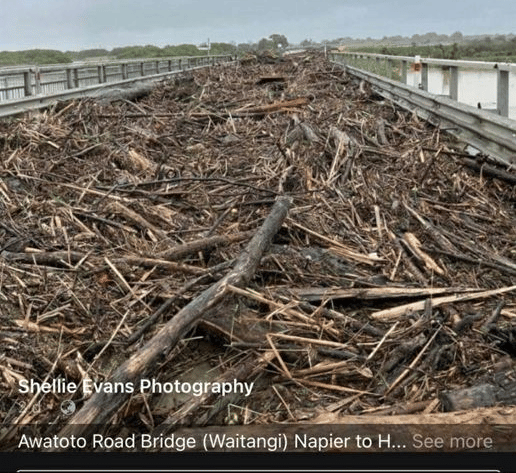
[
  {"xmin": 92, "ymin": 83, "xmax": 156, "ymax": 104},
  {"xmin": 56, "ymin": 195, "xmax": 293, "ymax": 440}
]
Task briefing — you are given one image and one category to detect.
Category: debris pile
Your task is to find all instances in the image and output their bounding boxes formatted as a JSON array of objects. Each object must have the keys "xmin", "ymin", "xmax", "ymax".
[{"xmin": 1, "ymin": 53, "xmax": 516, "ymax": 446}]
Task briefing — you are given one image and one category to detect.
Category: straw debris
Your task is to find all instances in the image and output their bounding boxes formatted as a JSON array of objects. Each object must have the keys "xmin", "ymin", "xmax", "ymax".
[{"xmin": 1, "ymin": 52, "xmax": 516, "ymax": 446}]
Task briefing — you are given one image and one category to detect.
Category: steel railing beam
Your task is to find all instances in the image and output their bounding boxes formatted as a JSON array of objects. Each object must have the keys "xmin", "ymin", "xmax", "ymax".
[{"xmin": 331, "ymin": 60, "xmax": 516, "ymax": 165}]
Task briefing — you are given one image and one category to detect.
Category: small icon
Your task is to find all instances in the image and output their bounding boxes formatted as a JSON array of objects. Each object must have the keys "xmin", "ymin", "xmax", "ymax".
[{"xmin": 60, "ymin": 400, "xmax": 76, "ymax": 415}]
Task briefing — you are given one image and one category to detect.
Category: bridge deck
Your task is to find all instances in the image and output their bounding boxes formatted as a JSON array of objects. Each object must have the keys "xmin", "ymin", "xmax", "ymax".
[{"xmin": 1, "ymin": 53, "xmax": 516, "ymax": 445}]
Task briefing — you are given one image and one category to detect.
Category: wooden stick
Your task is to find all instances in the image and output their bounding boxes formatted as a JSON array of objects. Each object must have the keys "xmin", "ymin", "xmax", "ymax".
[
  {"xmin": 293, "ymin": 378, "xmax": 377, "ymax": 396},
  {"xmin": 372, "ymin": 285, "xmax": 516, "ymax": 320},
  {"xmin": 384, "ymin": 325, "xmax": 441, "ymax": 396},
  {"xmin": 292, "ymin": 286, "xmax": 477, "ymax": 303},
  {"xmin": 156, "ymin": 230, "xmax": 254, "ymax": 261}
]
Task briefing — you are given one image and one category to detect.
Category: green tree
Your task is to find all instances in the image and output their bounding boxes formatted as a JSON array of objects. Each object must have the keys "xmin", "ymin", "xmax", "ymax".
[
  {"xmin": 257, "ymin": 37, "xmax": 275, "ymax": 51},
  {"xmin": 450, "ymin": 31, "xmax": 463, "ymax": 43},
  {"xmin": 269, "ymin": 34, "xmax": 289, "ymax": 49}
]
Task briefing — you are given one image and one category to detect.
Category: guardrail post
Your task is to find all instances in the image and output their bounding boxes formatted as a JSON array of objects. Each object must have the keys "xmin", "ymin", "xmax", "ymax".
[
  {"xmin": 155, "ymin": 61, "xmax": 160, "ymax": 74},
  {"xmin": 65, "ymin": 68, "xmax": 73, "ymax": 89},
  {"xmin": 421, "ymin": 63, "xmax": 429, "ymax": 91},
  {"xmin": 387, "ymin": 59, "xmax": 394, "ymax": 79},
  {"xmin": 97, "ymin": 65, "xmax": 106, "ymax": 83},
  {"xmin": 122, "ymin": 63, "xmax": 128, "ymax": 80},
  {"xmin": 178, "ymin": 59, "xmax": 182, "ymax": 70},
  {"xmin": 1, "ymin": 77, "xmax": 8, "ymax": 100},
  {"xmin": 168, "ymin": 59, "xmax": 172, "ymax": 72},
  {"xmin": 497, "ymin": 69, "xmax": 509, "ymax": 117},
  {"xmin": 449, "ymin": 66, "xmax": 459, "ymax": 100},
  {"xmin": 23, "ymin": 71, "xmax": 33, "ymax": 96},
  {"xmin": 34, "ymin": 67, "xmax": 42, "ymax": 95},
  {"xmin": 401, "ymin": 60, "xmax": 408, "ymax": 84},
  {"xmin": 140, "ymin": 62, "xmax": 145, "ymax": 76}
]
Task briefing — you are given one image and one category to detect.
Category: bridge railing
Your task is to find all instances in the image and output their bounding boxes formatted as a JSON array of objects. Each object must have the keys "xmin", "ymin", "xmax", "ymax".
[
  {"xmin": 330, "ymin": 51, "xmax": 514, "ymax": 118},
  {"xmin": 0, "ymin": 55, "xmax": 233, "ymax": 103},
  {"xmin": 329, "ymin": 52, "xmax": 516, "ymax": 166}
]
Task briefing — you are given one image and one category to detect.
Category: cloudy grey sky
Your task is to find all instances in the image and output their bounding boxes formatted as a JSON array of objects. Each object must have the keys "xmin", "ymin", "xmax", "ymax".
[{"xmin": 2, "ymin": 0, "xmax": 515, "ymax": 51}]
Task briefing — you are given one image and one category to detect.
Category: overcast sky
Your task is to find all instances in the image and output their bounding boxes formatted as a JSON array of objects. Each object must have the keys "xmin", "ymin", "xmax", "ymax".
[{"xmin": 2, "ymin": 0, "xmax": 515, "ymax": 51}]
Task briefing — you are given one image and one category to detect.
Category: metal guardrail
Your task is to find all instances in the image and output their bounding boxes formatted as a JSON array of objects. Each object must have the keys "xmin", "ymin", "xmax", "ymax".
[
  {"xmin": 330, "ymin": 53, "xmax": 516, "ymax": 166},
  {"xmin": 0, "ymin": 55, "xmax": 233, "ymax": 117},
  {"xmin": 332, "ymin": 51, "xmax": 514, "ymax": 118}
]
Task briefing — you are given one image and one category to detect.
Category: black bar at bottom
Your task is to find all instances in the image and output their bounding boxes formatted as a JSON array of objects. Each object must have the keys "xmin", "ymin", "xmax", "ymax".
[{"xmin": 0, "ymin": 453, "xmax": 511, "ymax": 473}]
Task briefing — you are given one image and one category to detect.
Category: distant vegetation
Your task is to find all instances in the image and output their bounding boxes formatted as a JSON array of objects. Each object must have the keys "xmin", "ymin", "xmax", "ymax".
[
  {"xmin": 0, "ymin": 34, "xmax": 290, "ymax": 66},
  {"xmin": 107, "ymin": 42, "xmax": 237, "ymax": 59},
  {"xmin": 353, "ymin": 35, "xmax": 516, "ymax": 63},
  {"xmin": 2, "ymin": 31, "xmax": 516, "ymax": 66},
  {"xmin": 69, "ymin": 48, "xmax": 110, "ymax": 60},
  {"xmin": 0, "ymin": 49, "xmax": 72, "ymax": 66},
  {"xmin": 0, "ymin": 42, "xmax": 239, "ymax": 66}
]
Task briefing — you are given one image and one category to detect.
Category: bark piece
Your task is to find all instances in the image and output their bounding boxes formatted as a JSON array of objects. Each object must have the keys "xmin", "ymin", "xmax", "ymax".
[{"xmin": 441, "ymin": 367, "xmax": 516, "ymax": 411}]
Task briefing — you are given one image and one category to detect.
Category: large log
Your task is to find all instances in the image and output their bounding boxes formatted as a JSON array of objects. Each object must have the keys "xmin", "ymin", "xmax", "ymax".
[
  {"xmin": 92, "ymin": 83, "xmax": 156, "ymax": 104},
  {"xmin": 56, "ymin": 196, "xmax": 293, "ymax": 439},
  {"xmin": 135, "ymin": 407, "xmax": 516, "ymax": 452},
  {"xmin": 165, "ymin": 407, "xmax": 515, "ymax": 453}
]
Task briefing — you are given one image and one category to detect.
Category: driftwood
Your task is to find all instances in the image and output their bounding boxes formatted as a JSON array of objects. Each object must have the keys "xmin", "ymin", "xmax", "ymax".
[
  {"xmin": 440, "ymin": 367, "xmax": 516, "ymax": 412},
  {"xmin": 154, "ymin": 351, "xmax": 275, "ymax": 428},
  {"xmin": 0, "ymin": 250, "xmax": 87, "ymax": 267},
  {"xmin": 461, "ymin": 157, "xmax": 516, "ymax": 185},
  {"xmin": 0, "ymin": 250, "xmax": 208, "ymax": 275},
  {"xmin": 147, "ymin": 407, "xmax": 516, "ymax": 452},
  {"xmin": 93, "ymin": 83, "xmax": 156, "ymax": 104},
  {"xmin": 292, "ymin": 286, "xmax": 477, "ymax": 303},
  {"xmin": 402, "ymin": 232, "xmax": 445, "ymax": 276},
  {"xmin": 125, "ymin": 259, "xmax": 235, "ymax": 345},
  {"xmin": 56, "ymin": 196, "xmax": 292, "ymax": 439},
  {"xmin": 234, "ymin": 97, "xmax": 309, "ymax": 115},
  {"xmin": 371, "ymin": 285, "xmax": 516, "ymax": 320},
  {"xmin": 3, "ymin": 51, "xmax": 516, "ymax": 447},
  {"xmin": 156, "ymin": 230, "xmax": 254, "ymax": 260}
]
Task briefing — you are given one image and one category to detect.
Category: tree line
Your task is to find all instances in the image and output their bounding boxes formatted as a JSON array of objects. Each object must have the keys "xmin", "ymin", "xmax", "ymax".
[
  {"xmin": 353, "ymin": 35, "xmax": 516, "ymax": 62},
  {"xmin": 2, "ymin": 31, "xmax": 515, "ymax": 66},
  {"xmin": 0, "ymin": 42, "xmax": 237, "ymax": 66},
  {"xmin": 0, "ymin": 34, "xmax": 291, "ymax": 66}
]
